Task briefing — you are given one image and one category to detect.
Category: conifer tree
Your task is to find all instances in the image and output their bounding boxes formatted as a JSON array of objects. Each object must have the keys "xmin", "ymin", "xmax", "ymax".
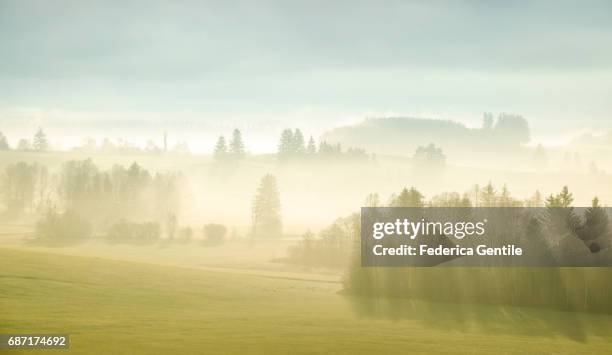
[
  {"xmin": 33, "ymin": 127, "xmax": 49, "ymax": 151},
  {"xmin": 579, "ymin": 197, "xmax": 609, "ymax": 252},
  {"xmin": 278, "ymin": 129, "xmax": 294, "ymax": 160},
  {"xmin": 391, "ymin": 187, "xmax": 424, "ymax": 207},
  {"xmin": 546, "ymin": 186, "xmax": 580, "ymax": 237},
  {"xmin": 251, "ymin": 174, "xmax": 282, "ymax": 238},
  {"xmin": 306, "ymin": 136, "xmax": 316, "ymax": 155},
  {"xmin": 0, "ymin": 132, "xmax": 9, "ymax": 150},
  {"xmin": 213, "ymin": 136, "xmax": 227, "ymax": 161},
  {"xmin": 480, "ymin": 182, "xmax": 496, "ymax": 207},
  {"xmin": 229, "ymin": 129, "xmax": 245, "ymax": 159},
  {"xmin": 292, "ymin": 129, "xmax": 306, "ymax": 155}
]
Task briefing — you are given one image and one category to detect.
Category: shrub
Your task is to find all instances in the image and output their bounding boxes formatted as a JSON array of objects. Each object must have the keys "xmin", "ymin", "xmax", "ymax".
[
  {"xmin": 286, "ymin": 215, "xmax": 357, "ymax": 269},
  {"xmin": 106, "ymin": 220, "xmax": 160, "ymax": 244},
  {"xmin": 177, "ymin": 227, "xmax": 193, "ymax": 243},
  {"xmin": 203, "ymin": 223, "xmax": 227, "ymax": 245},
  {"xmin": 35, "ymin": 209, "xmax": 92, "ymax": 242}
]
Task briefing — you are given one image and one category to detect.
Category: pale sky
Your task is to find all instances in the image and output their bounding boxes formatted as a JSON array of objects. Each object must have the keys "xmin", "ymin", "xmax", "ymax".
[{"xmin": 1, "ymin": 0, "xmax": 611, "ymax": 151}]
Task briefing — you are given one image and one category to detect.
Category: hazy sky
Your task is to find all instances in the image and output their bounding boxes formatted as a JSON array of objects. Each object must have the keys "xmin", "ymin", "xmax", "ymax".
[{"xmin": 1, "ymin": 0, "xmax": 611, "ymax": 151}]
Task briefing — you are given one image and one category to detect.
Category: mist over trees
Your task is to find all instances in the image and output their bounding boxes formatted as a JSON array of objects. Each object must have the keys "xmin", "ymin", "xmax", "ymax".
[
  {"xmin": 490, "ymin": 113, "xmax": 530, "ymax": 145},
  {"xmin": 1, "ymin": 114, "xmax": 607, "ymax": 179},
  {"xmin": 288, "ymin": 183, "xmax": 611, "ymax": 269},
  {"xmin": 0, "ymin": 132, "xmax": 9, "ymax": 150},
  {"xmin": 36, "ymin": 209, "xmax": 92, "ymax": 243},
  {"xmin": 0, "ymin": 157, "xmax": 185, "ymax": 243},
  {"xmin": 278, "ymin": 129, "xmax": 303, "ymax": 160},
  {"xmin": 213, "ymin": 135, "xmax": 228, "ymax": 161},
  {"xmin": 1, "ymin": 162, "xmax": 49, "ymax": 217},
  {"xmin": 413, "ymin": 143, "xmax": 446, "ymax": 168},
  {"xmin": 321, "ymin": 114, "xmax": 532, "ymax": 162},
  {"xmin": 2, "ymin": 128, "xmax": 52, "ymax": 152},
  {"xmin": 203, "ymin": 223, "xmax": 227, "ymax": 245},
  {"xmin": 71, "ymin": 135, "xmax": 191, "ymax": 156},
  {"xmin": 0, "ymin": 120, "xmax": 610, "ymax": 316},
  {"xmin": 58, "ymin": 160, "xmax": 183, "ymax": 225},
  {"xmin": 332, "ymin": 184, "xmax": 612, "ymax": 312},
  {"xmin": 33, "ymin": 128, "xmax": 49, "ymax": 152},
  {"xmin": 251, "ymin": 174, "xmax": 282, "ymax": 238},
  {"xmin": 287, "ymin": 215, "xmax": 358, "ymax": 268},
  {"xmin": 17, "ymin": 139, "xmax": 31, "ymax": 151},
  {"xmin": 229, "ymin": 129, "xmax": 246, "ymax": 159},
  {"xmin": 105, "ymin": 220, "xmax": 160, "ymax": 245},
  {"xmin": 213, "ymin": 129, "xmax": 247, "ymax": 163},
  {"xmin": 278, "ymin": 128, "xmax": 370, "ymax": 162}
]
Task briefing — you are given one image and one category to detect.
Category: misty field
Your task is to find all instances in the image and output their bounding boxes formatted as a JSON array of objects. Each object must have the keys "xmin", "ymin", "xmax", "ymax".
[
  {"xmin": 1, "ymin": 120, "xmax": 612, "ymax": 355},
  {"xmin": 2, "ymin": 247, "xmax": 612, "ymax": 354}
]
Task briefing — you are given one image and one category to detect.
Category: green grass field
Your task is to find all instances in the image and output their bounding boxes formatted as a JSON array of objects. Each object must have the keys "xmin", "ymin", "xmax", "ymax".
[{"xmin": 2, "ymin": 248, "xmax": 612, "ymax": 354}]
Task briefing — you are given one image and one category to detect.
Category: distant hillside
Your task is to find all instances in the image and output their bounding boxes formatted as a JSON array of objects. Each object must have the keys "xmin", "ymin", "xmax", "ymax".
[
  {"xmin": 321, "ymin": 116, "xmax": 530, "ymax": 160},
  {"xmin": 571, "ymin": 131, "xmax": 612, "ymax": 148}
]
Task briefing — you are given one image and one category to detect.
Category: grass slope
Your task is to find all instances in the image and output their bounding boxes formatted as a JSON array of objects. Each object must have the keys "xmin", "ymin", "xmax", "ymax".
[{"xmin": 2, "ymin": 248, "xmax": 612, "ymax": 354}]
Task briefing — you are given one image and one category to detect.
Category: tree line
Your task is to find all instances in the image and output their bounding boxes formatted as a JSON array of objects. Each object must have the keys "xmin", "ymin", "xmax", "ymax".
[
  {"xmin": 286, "ymin": 183, "xmax": 612, "ymax": 313},
  {"xmin": 213, "ymin": 129, "xmax": 246, "ymax": 162},
  {"xmin": 212, "ymin": 128, "xmax": 370, "ymax": 163},
  {"xmin": 1, "ymin": 127, "xmax": 371, "ymax": 163},
  {"xmin": 352, "ymin": 185, "xmax": 611, "ymax": 313},
  {"xmin": 0, "ymin": 159, "xmax": 182, "ymax": 242},
  {"xmin": 277, "ymin": 128, "xmax": 369, "ymax": 161},
  {"xmin": 286, "ymin": 183, "xmax": 612, "ymax": 294},
  {"xmin": 0, "ymin": 157, "xmax": 285, "ymax": 244},
  {"xmin": 0, "ymin": 128, "xmax": 49, "ymax": 152}
]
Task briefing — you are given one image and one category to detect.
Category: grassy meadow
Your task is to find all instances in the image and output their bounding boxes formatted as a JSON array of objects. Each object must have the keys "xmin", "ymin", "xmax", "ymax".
[
  {"xmin": 0, "ymin": 138, "xmax": 611, "ymax": 355},
  {"xmin": 2, "ymin": 247, "xmax": 612, "ymax": 354}
]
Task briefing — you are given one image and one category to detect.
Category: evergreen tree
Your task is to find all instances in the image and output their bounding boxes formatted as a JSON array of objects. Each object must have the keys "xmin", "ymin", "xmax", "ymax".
[
  {"xmin": 522, "ymin": 216, "xmax": 555, "ymax": 264},
  {"xmin": 33, "ymin": 128, "xmax": 49, "ymax": 151},
  {"xmin": 306, "ymin": 136, "xmax": 316, "ymax": 155},
  {"xmin": 545, "ymin": 186, "xmax": 580, "ymax": 237},
  {"xmin": 578, "ymin": 197, "xmax": 609, "ymax": 252},
  {"xmin": 558, "ymin": 186, "xmax": 573, "ymax": 207},
  {"xmin": 333, "ymin": 143, "xmax": 342, "ymax": 155},
  {"xmin": 213, "ymin": 136, "xmax": 227, "ymax": 161},
  {"xmin": 429, "ymin": 192, "xmax": 472, "ymax": 208},
  {"xmin": 480, "ymin": 182, "xmax": 496, "ymax": 207},
  {"xmin": 346, "ymin": 147, "xmax": 368, "ymax": 160},
  {"xmin": 318, "ymin": 141, "xmax": 333, "ymax": 156},
  {"xmin": 0, "ymin": 132, "xmax": 9, "ymax": 150},
  {"xmin": 251, "ymin": 174, "xmax": 282, "ymax": 238},
  {"xmin": 229, "ymin": 129, "xmax": 245, "ymax": 159},
  {"xmin": 391, "ymin": 187, "xmax": 424, "ymax": 207},
  {"xmin": 482, "ymin": 112, "xmax": 494, "ymax": 131},
  {"xmin": 499, "ymin": 184, "xmax": 515, "ymax": 207},
  {"xmin": 526, "ymin": 190, "xmax": 543, "ymax": 207},
  {"xmin": 546, "ymin": 186, "xmax": 574, "ymax": 208},
  {"xmin": 278, "ymin": 129, "xmax": 294, "ymax": 160},
  {"xmin": 292, "ymin": 129, "xmax": 306, "ymax": 155}
]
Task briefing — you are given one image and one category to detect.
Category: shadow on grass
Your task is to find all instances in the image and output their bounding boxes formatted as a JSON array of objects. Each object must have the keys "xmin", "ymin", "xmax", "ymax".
[{"xmin": 346, "ymin": 295, "xmax": 612, "ymax": 342}]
